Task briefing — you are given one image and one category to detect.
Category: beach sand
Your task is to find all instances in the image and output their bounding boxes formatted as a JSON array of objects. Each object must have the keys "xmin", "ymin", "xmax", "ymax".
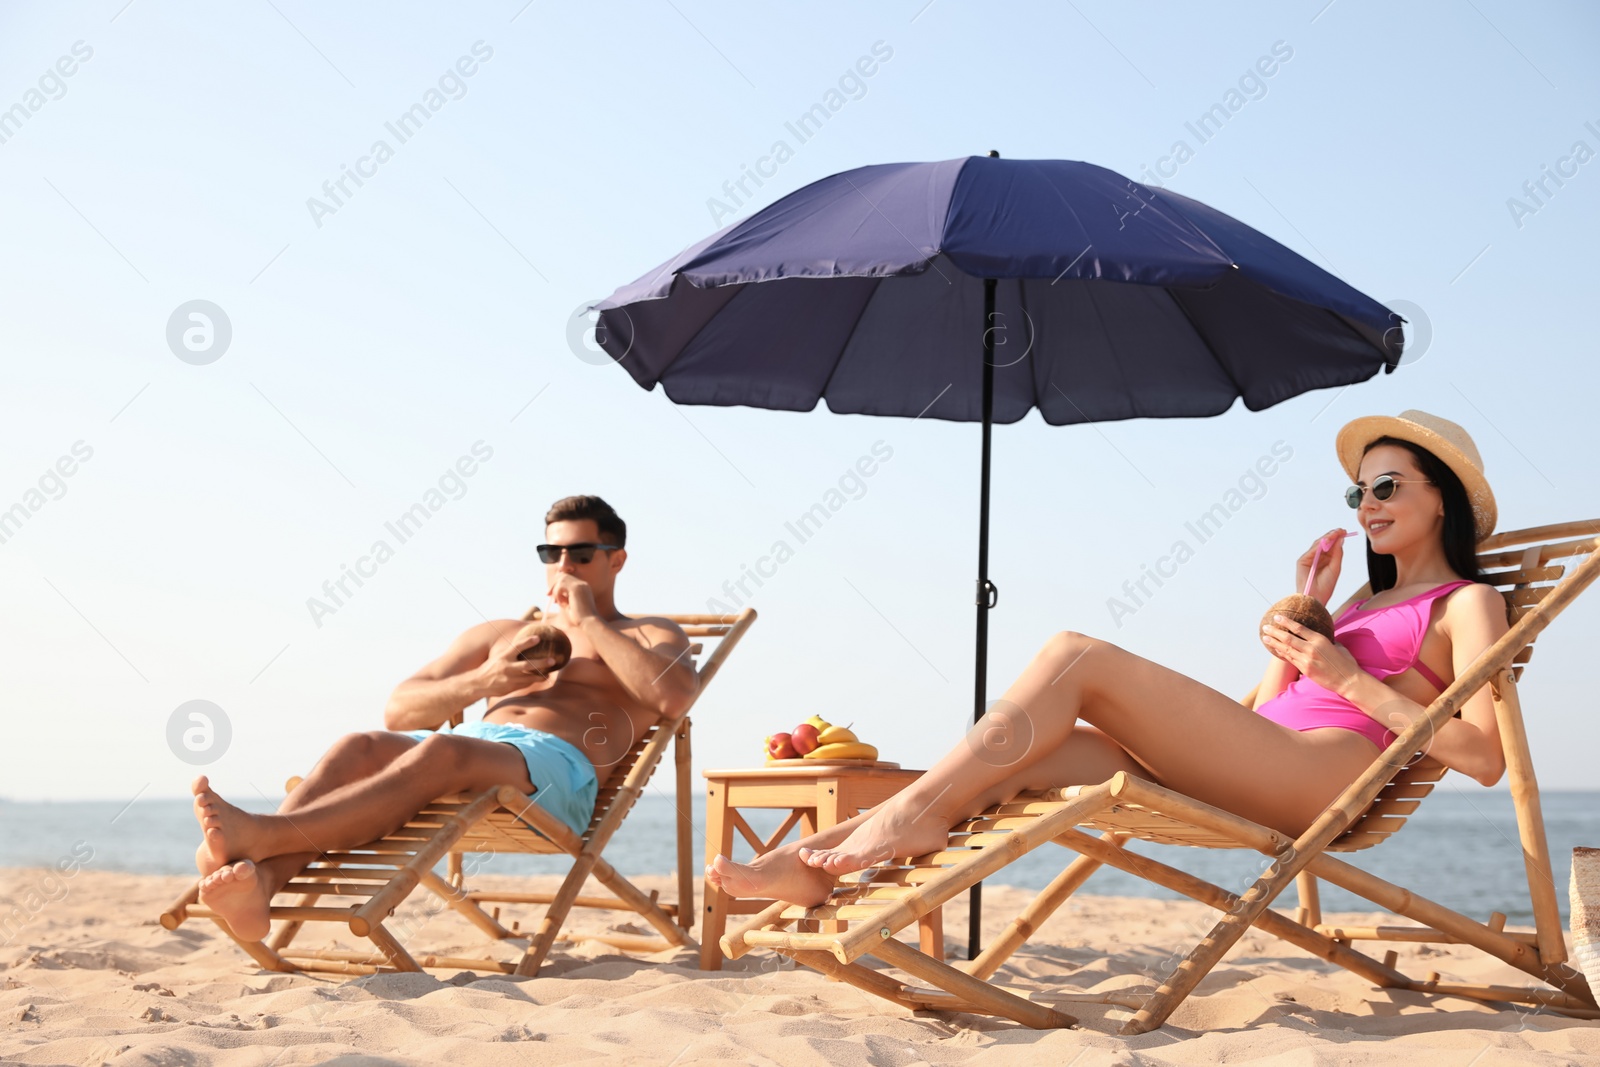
[{"xmin": 2, "ymin": 869, "xmax": 1595, "ymax": 1065}]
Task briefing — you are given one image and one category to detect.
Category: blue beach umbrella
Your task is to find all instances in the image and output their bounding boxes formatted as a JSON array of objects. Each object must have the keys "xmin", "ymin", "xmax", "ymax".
[{"xmin": 592, "ymin": 154, "xmax": 1403, "ymax": 956}]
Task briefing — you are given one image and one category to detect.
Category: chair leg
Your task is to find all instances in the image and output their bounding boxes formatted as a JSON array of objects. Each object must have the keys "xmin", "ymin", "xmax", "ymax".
[
  {"xmin": 787, "ymin": 948, "xmax": 924, "ymax": 1008},
  {"xmin": 447, "ymin": 851, "xmax": 464, "ymax": 889},
  {"xmin": 1122, "ymin": 847, "xmax": 1314, "ymax": 1035},
  {"xmin": 515, "ymin": 853, "xmax": 604, "ymax": 977},
  {"xmin": 966, "ymin": 837, "xmax": 1110, "ymax": 980},
  {"xmin": 1051, "ymin": 828, "xmax": 1406, "ymax": 989},
  {"xmin": 365, "ymin": 921, "xmax": 423, "ymax": 972},
  {"xmin": 918, "ymin": 906, "xmax": 945, "ymax": 961},
  {"xmin": 1306, "ymin": 852, "xmax": 1598, "ymax": 1005},
  {"xmin": 419, "ymin": 868, "xmax": 515, "ymax": 940},
  {"xmin": 208, "ymin": 918, "xmax": 300, "ymax": 973},
  {"xmin": 589, "ymin": 857, "xmax": 695, "ymax": 948},
  {"xmin": 871, "ymin": 936, "xmax": 1076, "ymax": 1029},
  {"xmin": 1295, "ymin": 872, "xmax": 1322, "ymax": 928},
  {"xmin": 266, "ymin": 891, "xmax": 319, "ymax": 953}
]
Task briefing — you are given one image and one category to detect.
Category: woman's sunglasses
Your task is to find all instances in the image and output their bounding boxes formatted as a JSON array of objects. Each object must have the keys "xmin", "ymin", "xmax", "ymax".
[
  {"xmin": 536, "ymin": 542, "xmax": 619, "ymax": 565},
  {"xmin": 1344, "ymin": 475, "xmax": 1434, "ymax": 509}
]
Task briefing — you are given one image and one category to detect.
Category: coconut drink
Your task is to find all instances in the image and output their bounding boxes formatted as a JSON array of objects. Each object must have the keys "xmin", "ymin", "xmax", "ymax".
[
  {"xmin": 1261, "ymin": 593, "xmax": 1335, "ymax": 641},
  {"xmin": 1263, "ymin": 532, "xmax": 1353, "ymax": 641},
  {"xmin": 517, "ymin": 623, "xmax": 572, "ymax": 675}
]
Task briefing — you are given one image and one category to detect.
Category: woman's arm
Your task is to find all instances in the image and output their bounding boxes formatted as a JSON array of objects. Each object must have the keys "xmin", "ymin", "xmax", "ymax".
[
  {"xmin": 1251, "ymin": 656, "xmax": 1298, "ymax": 710},
  {"xmin": 1331, "ymin": 584, "xmax": 1510, "ymax": 785}
]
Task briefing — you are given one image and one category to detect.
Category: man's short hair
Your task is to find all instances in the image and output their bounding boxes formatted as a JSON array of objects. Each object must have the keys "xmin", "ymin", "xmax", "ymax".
[{"xmin": 545, "ymin": 495, "xmax": 626, "ymax": 549}]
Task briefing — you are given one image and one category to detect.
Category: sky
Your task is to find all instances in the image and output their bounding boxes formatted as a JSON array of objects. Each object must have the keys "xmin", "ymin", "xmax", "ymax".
[{"xmin": 1, "ymin": 0, "xmax": 1597, "ymax": 805}]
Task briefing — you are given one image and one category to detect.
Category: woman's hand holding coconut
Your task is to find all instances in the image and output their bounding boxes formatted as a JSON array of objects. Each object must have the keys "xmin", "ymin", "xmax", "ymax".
[{"xmin": 1260, "ymin": 606, "xmax": 1363, "ymax": 696}]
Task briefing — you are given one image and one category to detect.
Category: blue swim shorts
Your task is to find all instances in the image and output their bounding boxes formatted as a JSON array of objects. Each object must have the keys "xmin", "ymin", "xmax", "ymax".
[{"xmin": 400, "ymin": 721, "xmax": 599, "ymax": 837}]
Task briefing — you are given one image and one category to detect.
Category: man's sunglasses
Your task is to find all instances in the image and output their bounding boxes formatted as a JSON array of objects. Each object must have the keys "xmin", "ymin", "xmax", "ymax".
[
  {"xmin": 536, "ymin": 542, "xmax": 619, "ymax": 565},
  {"xmin": 1344, "ymin": 475, "xmax": 1434, "ymax": 509}
]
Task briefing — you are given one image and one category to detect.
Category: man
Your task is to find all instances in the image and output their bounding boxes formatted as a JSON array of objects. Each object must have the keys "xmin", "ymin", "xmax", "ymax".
[{"xmin": 191, "ymin": 495, "xmax": 697, "ymax": 941}]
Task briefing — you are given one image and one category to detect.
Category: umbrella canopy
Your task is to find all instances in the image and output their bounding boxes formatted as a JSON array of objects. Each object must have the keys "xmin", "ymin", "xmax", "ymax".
[
  {"xmin": 595, "ymin": 156, "xmax": 1401, "ymax": 420},
  {"xmin": 591, "ymin": 154, "xmax": 1403, "ymax": 958}
]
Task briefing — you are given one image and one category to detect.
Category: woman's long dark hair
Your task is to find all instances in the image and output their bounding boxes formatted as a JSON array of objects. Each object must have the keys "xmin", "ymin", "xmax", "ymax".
[{"xmin": 1363, "ymin": 436, "xmax": 1483, "ymax": 593}]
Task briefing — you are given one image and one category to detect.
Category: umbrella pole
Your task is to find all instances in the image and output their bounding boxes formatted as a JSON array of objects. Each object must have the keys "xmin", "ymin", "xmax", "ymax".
[{"xmin": 968, "ymin": 276, "xmax": 998, "ymax": 961}]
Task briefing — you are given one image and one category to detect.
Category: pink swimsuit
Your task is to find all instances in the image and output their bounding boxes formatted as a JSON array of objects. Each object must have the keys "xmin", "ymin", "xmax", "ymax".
[{"xmin": 1255, "ymin": 580, "xmax": 1473, "ymax": 750}]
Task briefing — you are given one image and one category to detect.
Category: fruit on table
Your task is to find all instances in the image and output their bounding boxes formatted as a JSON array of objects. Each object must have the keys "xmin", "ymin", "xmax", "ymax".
[
  {"xmin": 764, "ymin": 714, "xmax": 880, "ymax": 762},
  {"xmin": 790, "ymin": 723, "xmax": 821, "ymax": 755},
  {"xmin": 805, "ymin": 740, "xmax": 878, "ymax": 761},
  {"xmin": 765, "ymin": 732, "xmax": 798, "ymax": 760},
  {"xmin": 816, "ymin": 723, "xmax": 858, "ymax": 745}
]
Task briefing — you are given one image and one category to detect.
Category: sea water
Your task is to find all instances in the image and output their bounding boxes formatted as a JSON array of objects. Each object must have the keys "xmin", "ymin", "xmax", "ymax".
[{"xmin": 2, "ymin": 788, "xmax": 1594, "ymax": 925}]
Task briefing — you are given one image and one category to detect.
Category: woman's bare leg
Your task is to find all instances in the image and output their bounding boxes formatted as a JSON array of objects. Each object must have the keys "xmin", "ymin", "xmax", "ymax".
[
  {"xmin": 707, "ymin": 724, "xmax": 1150, "ymax": 905},
  {"xmin": 713, "ymin": 631, "xmax": 1378, "ymax": 904},
  {"xmin": 799, "ymin": 631, "xmax": 1374, "ymax": 875}
]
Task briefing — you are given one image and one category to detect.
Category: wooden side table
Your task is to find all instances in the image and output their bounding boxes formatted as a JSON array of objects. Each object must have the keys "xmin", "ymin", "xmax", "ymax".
[{"xmin": 700, "ymin": 762, "xmax": 943, "ymax": 970}]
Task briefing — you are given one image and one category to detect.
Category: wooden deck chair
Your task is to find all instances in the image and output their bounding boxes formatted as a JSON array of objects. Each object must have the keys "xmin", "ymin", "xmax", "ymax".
[
  {"xmin": 162, "ymin": 607, "xmax": 756, "ymax": 977},
  {"xmin": 723, "ymin": 521, "xmax": 1600, "ymax": 1032}
]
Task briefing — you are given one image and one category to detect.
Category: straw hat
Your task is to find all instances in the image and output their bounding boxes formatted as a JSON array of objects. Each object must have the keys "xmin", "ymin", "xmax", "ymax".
[{"xmin": 1335, "ymin": 410, "xmax": 1497, "ymax": 541}]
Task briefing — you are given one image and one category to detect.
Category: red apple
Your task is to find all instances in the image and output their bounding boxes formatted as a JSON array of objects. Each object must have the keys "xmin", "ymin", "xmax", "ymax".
[
  {"xmin": 766, "ymin": 732, "xmax": 798, "ymax": 760},
  {"xmin": 790, "ymin": 723, "xmax": 821, "ymax": 755}
]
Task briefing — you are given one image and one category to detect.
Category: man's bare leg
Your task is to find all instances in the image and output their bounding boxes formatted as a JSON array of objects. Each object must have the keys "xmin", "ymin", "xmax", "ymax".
[
  {"xmin": 196, "ymin": 731, "xmax": 421, "ymax": 940},
  {"xmin": 194, "ymin": 732, "xmax": 498, "ymax": 939},
  {"xmin": 196, "ymin": 731, "xmax": 531, "ymax": 859},
  {"xmin": 194, "ymin": 731, "xmax": 418, "ymax": 875}
]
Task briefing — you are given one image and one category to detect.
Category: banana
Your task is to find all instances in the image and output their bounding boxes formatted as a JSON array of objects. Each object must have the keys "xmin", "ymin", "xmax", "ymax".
[
  {"xmin": 803, "ymin": 741, "xmax": 878, "ymax": 761},
  {"xmin": 805, "ymin": 714, "xmax": 832, "ymax": 730},
  {"xmin": 816, "ymin": 724, "xmax": 858, "ymax": 745}
]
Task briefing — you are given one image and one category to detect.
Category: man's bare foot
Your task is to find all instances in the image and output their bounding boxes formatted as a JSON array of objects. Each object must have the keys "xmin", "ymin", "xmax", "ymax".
[
  {"xmin": 797, "ymin": 808, "xmax": 951, "ymax": 876},
  {"xmin": 192, "ymin": 776, "xmax": 270, "ymax": 872},
  {"xmin": 198, "ymin": 860, "xmax": 272, "ymax": 941},
  {"xmin": 705, "ymin": 851, "xmax": 836, "ymax": 908}
]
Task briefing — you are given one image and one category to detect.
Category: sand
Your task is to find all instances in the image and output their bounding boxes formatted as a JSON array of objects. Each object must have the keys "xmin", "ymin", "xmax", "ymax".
[{"xmin": 1, "ymin": 869, "xmax": 1596, "ymax": 1066}]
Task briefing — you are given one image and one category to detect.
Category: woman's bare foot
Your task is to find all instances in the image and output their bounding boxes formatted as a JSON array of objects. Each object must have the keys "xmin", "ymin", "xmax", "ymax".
[
  {"xmin": 798, "ymin": 807, "xmax": 951, "ymax": 875},
  {"xmin": 192, "ymin": 776, "xmax": 270, "ymax": 872},
  {"xmin": 198, "ymin": 860, "xmax": 272, "ymax": 941},
  {"xmin": 705, "ymin": 850, "xmax": 836, "ymax": 908}
]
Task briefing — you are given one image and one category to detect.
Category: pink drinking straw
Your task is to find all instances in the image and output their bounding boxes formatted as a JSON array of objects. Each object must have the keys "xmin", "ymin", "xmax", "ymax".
[{"xmin": 1303, "ymin": 531, "xmax": 1359, "ymax": 595}]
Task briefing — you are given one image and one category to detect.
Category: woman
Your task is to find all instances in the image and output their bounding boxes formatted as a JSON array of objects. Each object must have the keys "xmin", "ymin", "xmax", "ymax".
[{"xmin": 708, "ymin": 410, "xmax": 1511, "ymax": 908}]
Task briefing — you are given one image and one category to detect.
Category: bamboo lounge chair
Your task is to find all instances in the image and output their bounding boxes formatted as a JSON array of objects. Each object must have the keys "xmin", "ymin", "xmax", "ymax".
[
  {"xmin": 162, "ymin": 607, "xmax": 756, "ymax": 976},
  {"xmin": 723, "ymin": 521, "xmax": 1600, "ymax": 1032}
]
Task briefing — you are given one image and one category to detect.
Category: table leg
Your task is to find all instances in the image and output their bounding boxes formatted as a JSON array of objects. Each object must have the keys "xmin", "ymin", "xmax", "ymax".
[
  {"xmin": 815, "ymin": 781, "xmax": 848, "ymax": 936},
  {"xmin": 700, "ymin": 780, "xmax": 735, "ymax": 970}
]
